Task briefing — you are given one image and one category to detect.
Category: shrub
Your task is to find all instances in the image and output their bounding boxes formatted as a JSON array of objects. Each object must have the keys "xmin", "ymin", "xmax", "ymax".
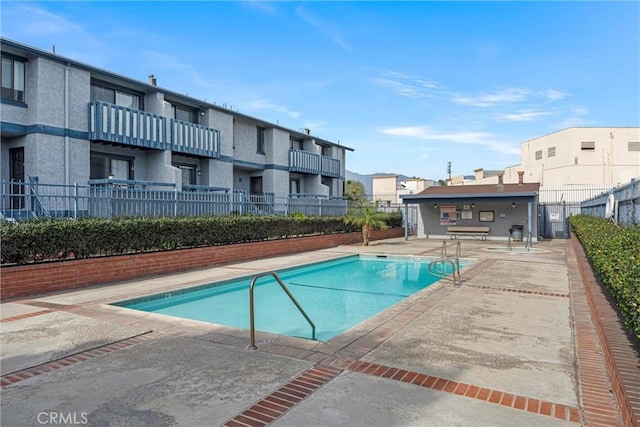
[
  {"xmin": 570, "ymin": 215, "xmax": 640, "ymax": 339},
  {"xmin": 0, "ymin": 215, "xmax": 360, "ymax": 265}
]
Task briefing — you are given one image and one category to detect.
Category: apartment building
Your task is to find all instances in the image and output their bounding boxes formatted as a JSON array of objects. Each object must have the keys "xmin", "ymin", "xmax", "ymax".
[{"xmin": 1, "ymin": 38, "xmax": 351, "ymax": 217}]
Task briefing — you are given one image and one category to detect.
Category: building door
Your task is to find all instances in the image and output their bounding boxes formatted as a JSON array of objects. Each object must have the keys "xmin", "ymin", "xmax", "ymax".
[
  {"xmin": 179, "ymin": 165, "xmax": 196, "ymax": 187},
  {"xmin": 250, "ymin": 176, "xmax": 263, "ymax": 210},
  {"xmin": 9, "ymin": 147, "xmax": 25, "ymax": 209},
  {"xmin": 250, "ymin": 176, "xmax": 263, "ymax": 195}
]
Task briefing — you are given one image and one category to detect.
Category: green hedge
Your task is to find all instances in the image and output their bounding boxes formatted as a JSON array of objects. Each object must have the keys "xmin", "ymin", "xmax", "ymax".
[
  {"xmin": 1, "ymin": 211, "xmax": 403, "ymax": 266},
  {"xmin": 570, "ymin": 215, "xmax": 640, "ymax": 339},
  {"xmin": 0, "ymin": 216, "xmax": 363, "ymax": 265}
]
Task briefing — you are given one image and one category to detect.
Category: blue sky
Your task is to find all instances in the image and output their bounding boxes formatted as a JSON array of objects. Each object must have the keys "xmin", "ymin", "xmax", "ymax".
[{"xmin": 2, "ymin": 1, "xmax": 639, "ymax": 181}]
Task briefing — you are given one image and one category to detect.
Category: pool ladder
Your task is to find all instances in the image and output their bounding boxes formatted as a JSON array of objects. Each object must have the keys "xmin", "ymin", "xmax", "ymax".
[
  {"xmin": 248, "ymin": 271, "xmax": 316, "ymax": 350},
  {"xmin": 428, "ymin": 241, "xmax": 461, "ymax": 285}
]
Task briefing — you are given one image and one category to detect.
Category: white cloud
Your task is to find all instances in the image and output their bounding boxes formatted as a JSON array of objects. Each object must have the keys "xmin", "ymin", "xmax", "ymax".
[
  {"xmin": 452, "ymin": 88, "xmax": 530, "ymax": 107},
  {"xmin": 240, "ymin": 0, "xmax": 278, "ymax": 15},
  {"xmin": 380, "ymin": 126, "xmax": 520, "ymax": 155},
  {"xmin": 373, "ymin": 71, "xmax": 440, "ymax": 99},
  {"xmin": 295, "ymin": 6, "xmax": 352, "ymax": 51},
  {"xmin": 544, "ymin": 89, "xmax": 569, "ymax": 101},
  {"xmin": 2, "ymin": 4, "xmax": 86, "ymax": 37},
  {"xmin": 246, "ymin": 98, "xmax": 301, "ymax": 119},
  {"xmin": 373, "ymin": 78, "xmax": 428, "ymax": 99},
  {"xmin": 141, "ymin": 51, "xmax": 218, "ymax": 92},
  {"xmin": 501, "ymin": 109, "xmax": 552, "ymax": 122}
]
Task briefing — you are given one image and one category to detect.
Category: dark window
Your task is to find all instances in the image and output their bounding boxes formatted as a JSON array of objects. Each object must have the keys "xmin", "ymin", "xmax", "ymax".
[
  {"xmin": 90, "ymin": 152, "xmax": 133, "ymax": 180},
  {"xmin": 257, "ymin": 126, "xmax": 265, "ymax": 154},
  {"xmin": 90, "ymin": 82, "xmax": 140, "ymax": 109},
  {"xmin": 548, "ymin": 146, "xmax": 556, "ymax": 157},
  {"xmin": 171, "ymin": 104, "xmax": 196, "ymax": 123},
  {"xmin": 535, "ymin": 150, "xmax": 542, "ymax": 160},
  {"xmin": 1, "ymin": 56, "xmax": 25, "ymax": 102},
  {"xmin": 321, "ymin": 145, "xmax": 331, "ymax": 156}
]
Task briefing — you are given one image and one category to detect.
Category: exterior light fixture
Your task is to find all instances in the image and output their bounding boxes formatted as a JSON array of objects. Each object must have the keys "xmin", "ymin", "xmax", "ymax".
[
  {"xmin": 471, "ymin": 203, "xmax": 475, "ymax": 208},
  {"xmin": 434, "ymin": 203, "xmax": 438, "ymax": 209},
  {"xmin": 512, "ymin": 203, "xmax": 516, "ymax": 208}
]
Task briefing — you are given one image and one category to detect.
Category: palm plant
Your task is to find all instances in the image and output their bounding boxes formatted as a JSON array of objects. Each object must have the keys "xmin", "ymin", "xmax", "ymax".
[{"xmin": 344, "ymin": 204, "xmax": 388, "ymax": 246}]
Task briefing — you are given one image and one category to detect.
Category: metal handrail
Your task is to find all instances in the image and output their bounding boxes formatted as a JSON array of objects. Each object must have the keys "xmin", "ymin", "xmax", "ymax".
[
  {"xmin": 429, "ymin": 241, "xmax": 461, "ymax": 285},
  {"xmin": 249, "ymin": 271, "xmax": 316, "ymax": 349}
]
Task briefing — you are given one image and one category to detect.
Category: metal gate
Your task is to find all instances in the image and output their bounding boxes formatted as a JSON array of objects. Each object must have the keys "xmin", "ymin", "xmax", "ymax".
[
  {"xmin": 376, "ymin": 203, "xmax": 418, "ymax": 235},
  {"xmin": 537, "ymin": 202, "xmax": 582, "ymax": 239}
]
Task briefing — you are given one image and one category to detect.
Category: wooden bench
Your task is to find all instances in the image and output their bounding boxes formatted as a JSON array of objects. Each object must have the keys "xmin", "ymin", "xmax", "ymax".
[{"xmin": 446, "ymin": 226, "xmax": 489, "ymax": 240}]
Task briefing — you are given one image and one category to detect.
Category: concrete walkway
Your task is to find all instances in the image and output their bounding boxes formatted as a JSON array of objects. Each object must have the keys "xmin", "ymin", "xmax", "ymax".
[{"xmin": 0, "ymin": 237, "xmax": 634, "ymax": 426}]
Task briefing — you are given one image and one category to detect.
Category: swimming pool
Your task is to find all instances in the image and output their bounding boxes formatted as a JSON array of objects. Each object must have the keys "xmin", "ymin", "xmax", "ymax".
[{"xmin": 115, "ymin": 255, "xmax": 465, "ymax": 342}]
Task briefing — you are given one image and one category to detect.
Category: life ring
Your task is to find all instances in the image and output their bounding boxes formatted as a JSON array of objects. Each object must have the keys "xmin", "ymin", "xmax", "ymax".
[{"xmin": 605, "ymin": 193, "xmax": 615, "ymax": 219}]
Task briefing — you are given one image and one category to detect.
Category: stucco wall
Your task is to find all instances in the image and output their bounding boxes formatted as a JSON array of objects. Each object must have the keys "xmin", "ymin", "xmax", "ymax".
[
  {"xmin": 417, "ymin": 197, "xmax": 538, "ymax": 240},
  {"xmin": 1, "ymin": 40, "xmax": 349, "ymax": 200},
  {"xmin": 509, "ymin": 128, "xmax": 640, "ymax": 186}
]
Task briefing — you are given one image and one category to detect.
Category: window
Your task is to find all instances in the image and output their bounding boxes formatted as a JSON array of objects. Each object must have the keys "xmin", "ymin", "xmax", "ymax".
[
  {"xmin": 290, "ymin": 179, "xmax": 300, "ymax": 194},
  {"xmin": 90, "ymin": 152, "xmax": 133, "ymax": 180},
  {"xmin": 257, "ymin": 126, "xmax": 265, "ymax": 154},
  {"xmin": 171, "ymin": 104, "xmax": 196, "ymax": 123},
  {"xmin": 90, "ymin": 82, "xmax": 141, "ymax": 109},
  {"xmin": 290, "ymin": 138, "xmax": 303, "ymax": 150},
  {"xmin": 321, "ymin": 145, "xmax": 331, "ymax": 157},
  {"xmin": 548, "ymin": 146, "xmax": 556, "ymax": 157},
  {"xmin": 581, "ymin": 141, "xmax": 595, "ymax": 150},
  {"xmin": 177, "ymin": 165, "xmax": 196, "ymax": 185},
  {"xmin": 1, "ymin": 56, "xmax": 25, "ymax": 102},
  {"xmin": 629, "ymin": 142, "xmax": 640, "ymax": 152},
  {"xmin": 535, "ymin": 150, "xmax": 542, "ymax": 160}
]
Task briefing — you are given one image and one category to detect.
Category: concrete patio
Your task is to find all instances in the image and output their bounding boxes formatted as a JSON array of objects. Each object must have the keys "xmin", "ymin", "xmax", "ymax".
[{"xmin": 1, "ymin": 237, "xmax": 638, "ymax": 426}]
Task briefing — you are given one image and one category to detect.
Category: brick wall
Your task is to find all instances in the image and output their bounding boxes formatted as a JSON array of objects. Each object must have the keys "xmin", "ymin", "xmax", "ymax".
[{"xmin": 1, "ymin": 228, "xmax": 404, "ymax": 300}]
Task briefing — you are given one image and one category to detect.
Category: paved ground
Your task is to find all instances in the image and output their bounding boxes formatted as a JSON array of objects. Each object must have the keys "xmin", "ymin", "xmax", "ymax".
[{"xmin": 0, "ymin": 237, "xmax": 632, "ymax": 426}]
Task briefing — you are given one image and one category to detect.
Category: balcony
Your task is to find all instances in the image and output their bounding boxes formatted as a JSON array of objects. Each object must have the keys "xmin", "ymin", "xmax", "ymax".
[
  {"xmin": 320, "ymin": 155, "xmax": 341, "ymax": 178},
  {"xmin": 89, "ymin": 101, "xmax": 169, "ymax": 150},
  {"xmin": 171, "ymin": 119, "xmax": 220, "ymax": 158},
  {"xmin": 289, "ymin": 150, "xmax": 341, "ymax": 178}
]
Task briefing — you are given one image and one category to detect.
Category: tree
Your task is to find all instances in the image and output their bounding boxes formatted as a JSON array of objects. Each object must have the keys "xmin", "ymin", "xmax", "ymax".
[
  {"xmin": 344, "ymin": 204, "xmax": 388, "ymax": 246},
  {"xmin": 344, "ymin": 180, "xmax": 367, "ymax": 202}
]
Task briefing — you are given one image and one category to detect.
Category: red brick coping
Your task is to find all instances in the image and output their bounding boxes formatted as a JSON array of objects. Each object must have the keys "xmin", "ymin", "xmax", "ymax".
[
  {"xmin": 0, "ymin": 228, "xmax": 404, "ymax": 301},
  {"xmin": 568, "ymin": 236, "xmax": 640, "ymax": 427},
  {"xmin": 0, "ymin": 333, "xmax": 156, "ymax": 388}
]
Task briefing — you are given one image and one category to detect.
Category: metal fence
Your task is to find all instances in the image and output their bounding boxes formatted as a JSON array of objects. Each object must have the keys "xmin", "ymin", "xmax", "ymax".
[
  {"xmin": 0, "ymin": 178, "xmax": 348, "ymax": 220},
  {"xmin": 580, "ymin": 178, "xmax": 639, "ymax": 225},
  {"xmin": 537, "ymin": 185, "xmax": 616, "ymax": 239}
]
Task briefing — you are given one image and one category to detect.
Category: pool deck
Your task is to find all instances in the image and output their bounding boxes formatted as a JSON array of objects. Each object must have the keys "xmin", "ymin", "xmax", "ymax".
[{"xmin": 1, "ymin": 237, "xmax": 639, "ymax": 426}]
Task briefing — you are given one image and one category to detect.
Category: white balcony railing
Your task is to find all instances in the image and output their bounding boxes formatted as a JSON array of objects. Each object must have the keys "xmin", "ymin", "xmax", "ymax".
[
  {"xmin": 171, "ymin": 119, "xmax": 220, "ymax": 158},
  {"xmin": 89, "ymin": 101, "xmax": 169, "ymax": 150},
  {"xmin": 289, "ymin": 150, "xmax": 341, "ymax": 177},
  {"xmin": 89, "ymin": 102, "xmax": 220, "ymax": 159}
]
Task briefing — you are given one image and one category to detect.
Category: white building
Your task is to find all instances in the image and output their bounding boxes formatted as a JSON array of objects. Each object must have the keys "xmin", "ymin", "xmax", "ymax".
[
  {"xmin": 468, "ymin": 127, "xmax": 640, "ymax": 187},
  {"xmin": 372, "ymin": 175, "xmax": 433, "ymax": 205}
]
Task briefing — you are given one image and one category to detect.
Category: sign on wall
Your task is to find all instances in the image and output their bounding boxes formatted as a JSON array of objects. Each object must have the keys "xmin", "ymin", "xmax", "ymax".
[{"xmin": 440, "ymin": 205, "xmax": 458, "ymax": 225}]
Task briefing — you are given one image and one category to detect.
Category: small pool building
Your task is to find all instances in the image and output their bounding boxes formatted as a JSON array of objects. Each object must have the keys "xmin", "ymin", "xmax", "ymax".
[{"xmin": 401, "ymin": 175, "xmax": 540, "ymax": 242}]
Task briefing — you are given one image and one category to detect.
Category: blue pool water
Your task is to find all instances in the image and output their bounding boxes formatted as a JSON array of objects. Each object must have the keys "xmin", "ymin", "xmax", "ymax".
[{"xmin": 115, "ymin": 255, "xmax": 463, "ymax": 341}]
